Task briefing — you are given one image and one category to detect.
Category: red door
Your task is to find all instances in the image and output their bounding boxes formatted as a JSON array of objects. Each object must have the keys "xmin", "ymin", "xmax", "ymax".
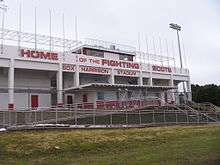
[{"xmin": 31, "ymin": 95, "xmax": 39, "ymax": 108}]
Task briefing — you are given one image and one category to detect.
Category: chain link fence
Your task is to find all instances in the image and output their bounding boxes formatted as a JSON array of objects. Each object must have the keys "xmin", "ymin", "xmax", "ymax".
[{"xmin": 0, "ymin": 108, "xmax": 220, "ymax": 129}]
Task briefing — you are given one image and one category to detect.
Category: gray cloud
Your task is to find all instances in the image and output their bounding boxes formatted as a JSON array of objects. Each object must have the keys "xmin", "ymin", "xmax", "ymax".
[{"xmin": 5, "ymin": 0, "xmax": 220, "ymax": 84}]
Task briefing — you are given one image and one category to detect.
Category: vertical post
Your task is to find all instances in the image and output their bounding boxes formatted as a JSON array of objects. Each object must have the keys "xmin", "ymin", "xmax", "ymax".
[
  {"xmin": 49, "ymin": 10, "xmax": 52, "ymax": 52},
  {"xmin": 186, "ymin": 110, "xmax": 189, "ymax": 124},
  {"xmin": 176, "ymin": 30, "xmax": 186, "ymax": 94},
  {"xmin": 125, "ymin": 108, "xmax": 128, "ymax": 125},
  {"xmin": 171, "ymin": 41, "xmax": 176, "ymax": 68},
  {"xmin": 197, "ymin": 112, "xmax": 200, "ymax": 124},
  {"xmin": 75, "ymin": 16, "xmax": 78, "ymax": 41},
  {"xmin": 74, "ymin": 58, "xmax": 80, "ymax": 87},
  {"xmin": 57, "ymin": 68, "xmax": 63, "ymax": 107},
  {"xmin": 15, "ymin": 111, "xmax": 17, "ymax": 126},
  {"xmin": 41, "ymin": 110, "xmax": 43, "ymax": 122},
  {"xmin": 139, "ymin": 110, "xmax": 142, "ymax": 125},
  {"xmin": 176, "ymin": 30, "xmax": 183, "ymax": 69},
  {"xmin": 159, "ymin": 36, "xmax": 163, "ymax": 65},
  {"xmin": 3, "ymin": 111, "xmax": 5, "ymax": 126},
  {"xmin": 206, "ymin": 114, "xmax": 209, "ymax": 123},
  {"xmin": 152, "ymin": 109, "xmax": 155, "ymax": 124},
  {"xmin": 145, "ymin": 34, "xmax": 149, "ymax": 63},
  {"xmin": 163, "ymin": 109, "xmax": 166, "ymax": 124},
  {"xmin": 152, "ymin": 36, "xmax": 156, "ymax": 55},
  {"xmin": 9, "ymin": 110, "xmax": 11, "ymax": 126},
  {"xmin": 110, "ymin": 113, "xmax": 113, "ymax": 126},
  {"xmin": 34, "ymin": 110, "xmax": 37, "ymax": 124},
  {"xmin": 93, "ymin": 108, "xmax": 95, "ymax": 125},
  {"xmin": 109, "ymin": 68, "xmax": 115, "ymax": 85},
  {"xmin": 8, "ymin": 60, "xmax": 15, "ymax": 110},
  {"xmin": 34, "ymin": 6, "xmax": 37, "ymax": 50},
  {"xmin": 74, "ymin": 107, "xmax": 77, "ymax": 125},
  {"xmin": 55, "ymin": 108, "xmax": 58, "ymax": 126},
  {"xmin": 1, "ymin": 8, "xmax": 5, "ymax": 55},
  {"xmin": 165, "ymin": 39, "xmax": 170, "ymax": 66},
  {"xmin": 18, "ymin": 3, "xmax": 21, "ymax": 52},
  {"xmin": 175, "ymin": 110, "xmax": 178, "ymax": 124}
]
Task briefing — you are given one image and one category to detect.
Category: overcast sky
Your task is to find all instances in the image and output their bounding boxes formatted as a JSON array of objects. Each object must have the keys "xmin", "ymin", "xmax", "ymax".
[{"xmin": 3, "ymin": 0, "xmax": 220, "ymax": 85}]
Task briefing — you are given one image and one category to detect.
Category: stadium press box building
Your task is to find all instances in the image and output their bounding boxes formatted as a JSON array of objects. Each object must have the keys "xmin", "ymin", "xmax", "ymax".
[{"xmin": 0, "ymin": 29, "xmax": 191, "ymax": 110}]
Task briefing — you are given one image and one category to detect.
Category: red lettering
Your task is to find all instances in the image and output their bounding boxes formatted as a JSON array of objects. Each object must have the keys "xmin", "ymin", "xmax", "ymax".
[
  {"xmin": 20, "ymin": 49, "xmax": 59, "ymax": 61},
  {"xmin": 152, "ymin": 65, "xmax": 172, "ymax": 73}
]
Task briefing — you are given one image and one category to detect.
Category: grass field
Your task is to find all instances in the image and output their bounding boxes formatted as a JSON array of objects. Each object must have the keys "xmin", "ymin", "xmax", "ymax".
[{"xmin": 0, "ymin": 125, "xmax": 220, "ymax": 165}]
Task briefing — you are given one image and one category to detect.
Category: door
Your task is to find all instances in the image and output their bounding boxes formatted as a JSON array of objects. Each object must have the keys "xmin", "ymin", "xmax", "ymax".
[
  {"xmin": 67, "ymin": 95, "xmax": 73, "ymax": 105},
  {"xmin": 31, "ymin": 95, "xmax": 39, "ymax": 108}
]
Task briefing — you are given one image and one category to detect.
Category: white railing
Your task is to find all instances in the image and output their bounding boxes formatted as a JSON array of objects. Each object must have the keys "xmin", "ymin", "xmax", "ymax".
[{"xmin": 83, "ymin": 38, "xmax": 136, "ymax": 54}]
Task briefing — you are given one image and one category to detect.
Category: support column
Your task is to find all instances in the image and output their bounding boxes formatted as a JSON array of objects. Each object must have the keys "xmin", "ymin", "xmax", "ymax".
[
  {"xmin": 139, "ymin": 63, "xmax": 143, "ymax": 86},
  {"xmin": 8, "ymin": 60, "xmax": 15, "ymax": 110},
  {"xmin": 138, "ymin": 75, "xmax": 143, "ymax": 86},
  {"xmin": 170, "ymin": 74, "xmax": 175, "ymax": 104},
  {"xmin": 74, "ymin": 64, "xmax": 80, "ymax": 87},
  {"xmin": 109, "ymin": 68, "xmax": 115, "ymax": 84},
  {"xmin": 57, "ymin": 64, "xmax": 63, "ymax": 107},
  {"xmin": 187, "ymin": 77, "xmax": 192, "ymax": 101},
  {"xmin": 149, "ymin": 67, "xmax": 153, "ymax": 86}
]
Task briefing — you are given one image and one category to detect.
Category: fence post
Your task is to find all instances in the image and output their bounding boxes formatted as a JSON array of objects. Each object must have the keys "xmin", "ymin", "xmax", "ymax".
[
  {"xmin": 152, "ymin": 109, "xmax": 155, "ymax": 124},
  {"xmin": 14, "ymin": 111, "xmax": 17, "ymax": 126},
  {"xmin": 41, "ymin": 110, "xmax": 43, "ymax": 123},
  {"xmin": 56, "ymin": 108, "xmax": 58, "ymax": 126},
  {"xmin": 74, "ymin": 107, "xmax": 77, "ymax": 125},
  {"xmin": 175, "ymin": 110, "xmax": 178, "ymax": 124},
  {"xmin": 9, "ymin": 110, "xmax": 11, "ymax": 127},
  {"xmin": 163, "ymin": 110, "xmax": 166, "ymax": 124},
  {"xmin": 139, "ymin": 110, "xmax": 142, "ymax": 125},
  {"xmin": 93, "ymin": 108, "xmax": 95, "ymax": 125},
  {"xmin": 2, "ymin": 111, "xmax": 4, "ymax": 127},
  {"xmin": 34, "ymin": 110, "xmax": 37, "ymax": 124},
  {"xmin": 197, "ymin": 112, "xmax": 200, "ymax": 124},
  {"xmin": 110, "ymin": 112, "xmax": 113, "ymax": 126},
  {"xmin": 186, "ymin": 110, "xmax": 189, "ymax": 124},
  {"xmin": 125, "ymin": 109, "xmax": 128, "ymax": 126},
  {"xmin": 206, "ymin": 113, "xmax": 209, "ymax": 123}
]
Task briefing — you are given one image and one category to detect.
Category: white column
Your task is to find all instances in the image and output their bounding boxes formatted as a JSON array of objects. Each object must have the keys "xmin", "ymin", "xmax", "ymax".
[
  {"xmin": 170, "ymin": 74, "xmax": 175, "ymax": 104},
  {"xmin": 74, "ymin": 64, "xmax": 80, "ymax": 87},
  {"xmin": 57, "ymin": 64, "xmax": 63, "ymax": 106},
  {"xmin": 149, "ymin": 65, "xmax": 153, "ymax": 86},
  {"xmin": 139, "ymin": 63, "xmax": 143, "ymax": 86},
  {"xmin": 187, "ymin": 76, "xmax": 192, "ymax": 101},
  {"xmin": 8, "ymin": 59, "xmax": 15, "ymax": 110},
  {"xmin": 109, "ymin": 68, "xmax": 115, "ymax": 84},
  {"xmin": 138, "ymin": 75, "xmax": 143, "ymax": 86}
]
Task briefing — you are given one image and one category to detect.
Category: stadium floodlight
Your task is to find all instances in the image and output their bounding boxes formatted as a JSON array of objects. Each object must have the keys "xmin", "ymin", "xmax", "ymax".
[
  {"xmin": 169, "ymin": 23, "xmax": 186, "ymax": 95},
  {"xmin": 169, "ymin": 23, "xmax": 183, "ymax": 68},
  {"xmin": 169, "ymin": 23, "xmax": 181, "ymax": 31}
]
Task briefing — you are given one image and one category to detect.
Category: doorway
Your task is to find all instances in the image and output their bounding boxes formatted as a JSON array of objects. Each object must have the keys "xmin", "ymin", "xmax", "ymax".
[{"xmin": 31, "ymin": 95, "xmax": 39, "ymax": 108}]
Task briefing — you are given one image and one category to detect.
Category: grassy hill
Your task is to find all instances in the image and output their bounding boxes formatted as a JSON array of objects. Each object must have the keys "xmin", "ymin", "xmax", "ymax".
[{"xmin": 0, "ymin": 125, "xmax": 220, "ymax": 165}]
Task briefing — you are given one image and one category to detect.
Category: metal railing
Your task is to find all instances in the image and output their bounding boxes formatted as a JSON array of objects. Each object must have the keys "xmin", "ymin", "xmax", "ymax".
[{"xmin": 0, "ymin": 108, "xmax": 219, "ymax": 129}]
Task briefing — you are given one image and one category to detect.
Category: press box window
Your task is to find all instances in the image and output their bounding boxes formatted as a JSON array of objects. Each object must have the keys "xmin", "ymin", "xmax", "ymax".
[{"xmin": 97, "ymin": 92, "xmax": 104, "ymax": 100}]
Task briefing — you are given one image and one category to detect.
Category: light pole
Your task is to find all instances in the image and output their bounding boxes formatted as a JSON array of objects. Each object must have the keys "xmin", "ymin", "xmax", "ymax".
[
  {"xmin": 0, "ymin": 0, "xmax": 7, "ymax": 55},
  {"xmin": 169, "ymin": 23, "xmax": 186, "ymax": 101},
  {"xmin": 169, "ymin": 23, "xmax": 183, "ymax": 69}
]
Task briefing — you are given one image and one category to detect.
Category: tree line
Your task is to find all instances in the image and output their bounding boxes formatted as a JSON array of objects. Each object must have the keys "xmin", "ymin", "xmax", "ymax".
[{"xmin": 191, "ymin": 84, "xmax": 220, "ymax": 106}]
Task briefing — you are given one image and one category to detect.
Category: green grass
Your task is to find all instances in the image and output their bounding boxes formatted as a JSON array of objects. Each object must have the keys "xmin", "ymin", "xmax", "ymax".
[{"xmin": 0, "ymin": 125, "xmax": 220, "ymax": 165}]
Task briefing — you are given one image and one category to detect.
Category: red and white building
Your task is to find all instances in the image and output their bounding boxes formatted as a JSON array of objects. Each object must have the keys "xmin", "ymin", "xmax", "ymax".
[{"xmin": 0, "ymin": 29, "xmax": 191, "ymax": 110}]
